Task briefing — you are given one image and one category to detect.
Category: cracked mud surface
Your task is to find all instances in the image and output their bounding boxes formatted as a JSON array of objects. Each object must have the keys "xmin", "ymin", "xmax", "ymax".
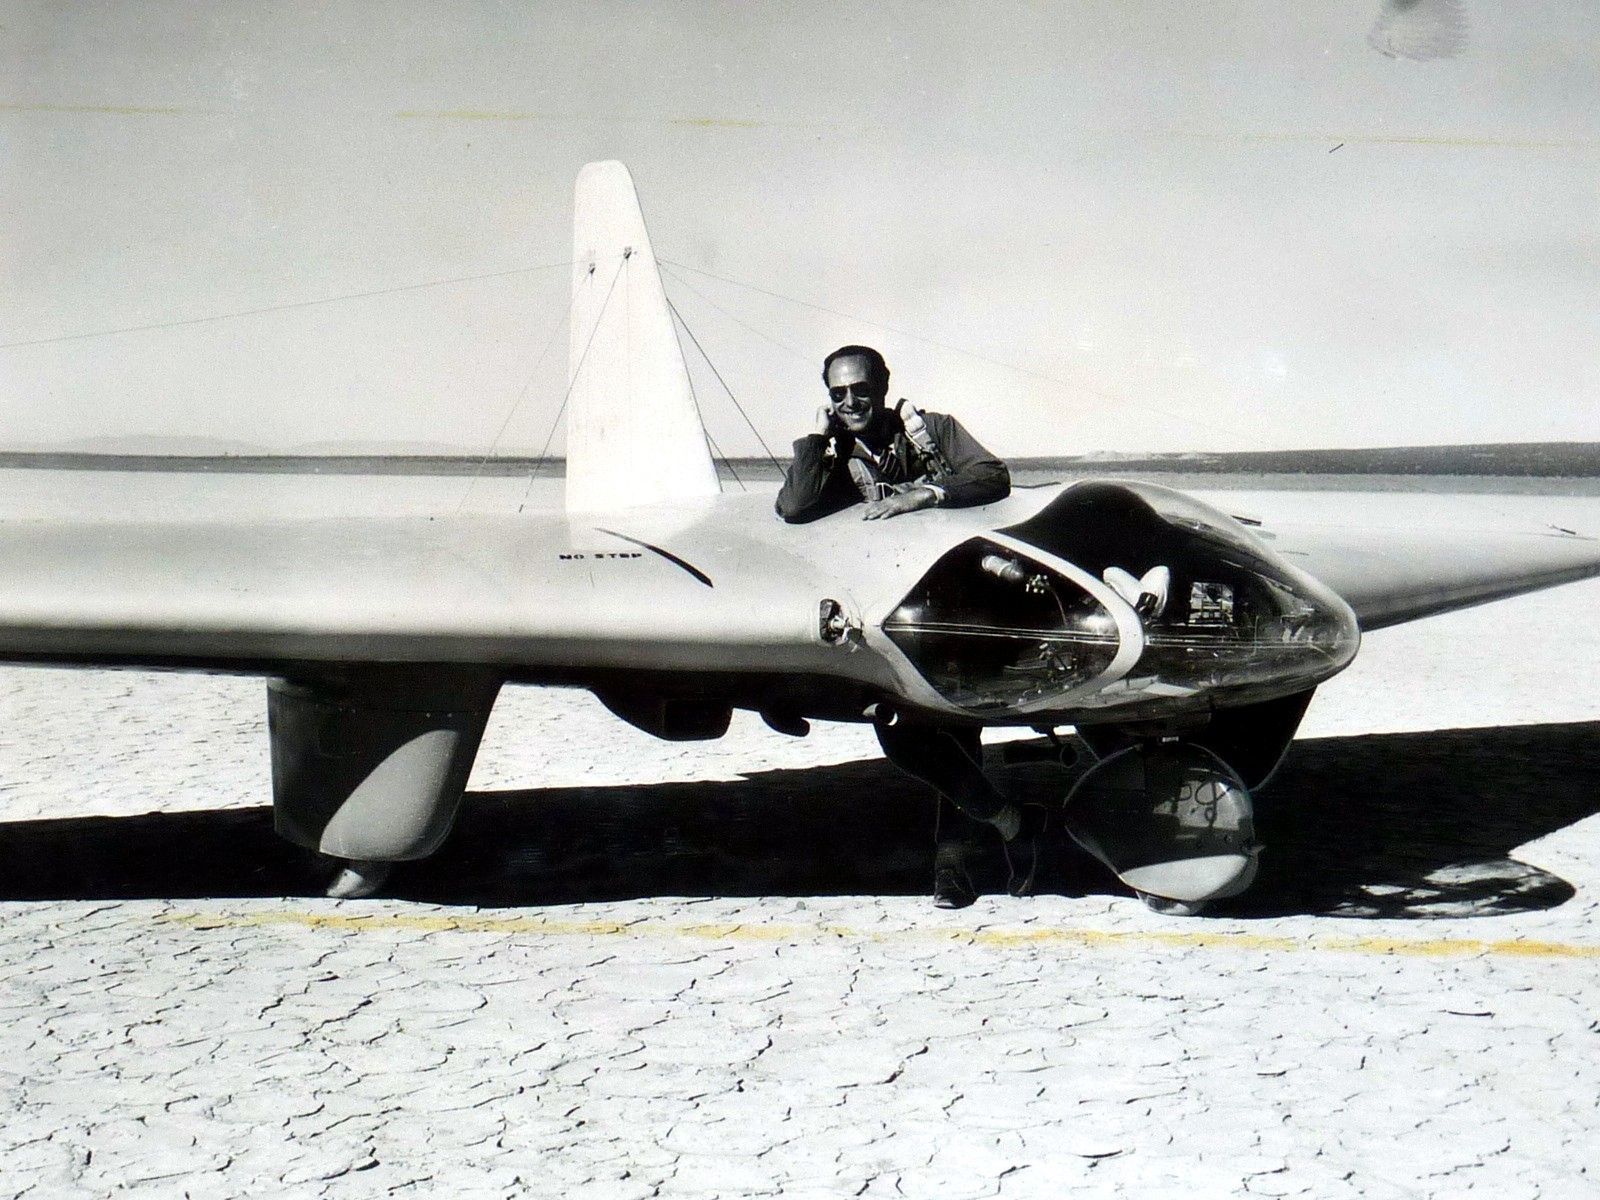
[{"xmin": 4, "ymin": 885, "xmax": 1599, "ymax": 1199}]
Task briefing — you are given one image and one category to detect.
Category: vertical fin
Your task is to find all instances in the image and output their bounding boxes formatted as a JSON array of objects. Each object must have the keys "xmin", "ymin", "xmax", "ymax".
[{"xmin": 565, "ymin": 161, "xmax": 720, "ymax": 512}]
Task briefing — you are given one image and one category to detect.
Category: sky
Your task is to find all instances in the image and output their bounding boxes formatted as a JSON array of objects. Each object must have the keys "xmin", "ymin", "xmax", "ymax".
[{"xmin": 2, "ymin": 1, "xmax": 1597, "ymax": 457}]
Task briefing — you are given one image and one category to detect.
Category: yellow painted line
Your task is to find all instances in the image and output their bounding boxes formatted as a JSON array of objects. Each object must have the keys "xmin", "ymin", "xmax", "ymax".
[
  {"xmin": 158, "ymin": 909, "xmax": 1600, "ymax": 960},
  {"xmin": 1325, "ymin": 134, "xmax": 1585, "ymax": 150},
  {"xmin": 671, "ymin": 117, "xmax": 762, "ymax": 129},
  {"xmin": 1148, "ymin": 128, "xmax": 1594, "ymax": 151},
  {"xmin": 0, "ymin": 102, "xmax": 200, "ymax": 116},
  {"xmin": 394, "ymin": 109, "xmax": 764, "ymax": 128}
]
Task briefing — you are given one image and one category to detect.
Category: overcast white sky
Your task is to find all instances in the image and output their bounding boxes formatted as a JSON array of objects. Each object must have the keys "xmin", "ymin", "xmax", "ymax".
[{"xmin": 2, "ymin": 1, "xmax": 1597, "ymax": 456}]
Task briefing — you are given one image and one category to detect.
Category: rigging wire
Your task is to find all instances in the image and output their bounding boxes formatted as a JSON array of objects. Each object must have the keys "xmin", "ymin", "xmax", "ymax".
[
  {"xmin": 662, "ymin": 292, "xmax": 784, "ymax": 475},
  {"xmin": 665, "ymin": 303, "xmax": 745, "ymax": 492},
  {"xmin": 702, "ymin": 425, "xmax": 746, "ymax": 491},
  {"xmin": 659, "ymin": 262, "xmax": 815, "ymax": 366},
  {"xmin": 657, "ymin": 257, "xmax": 1233, "ymax": 445},
  {"xmin": 0, "ymin": 259, "xmax": 576, "ymax": 351},
  {"xmin": 662, "ymin": 260, "xmax": 1540, "ymax": 530},
  {"xmin": 517, "ymin": 256, "xmax": 627, "ymax": 513},
  {"xmin": 455, "ymin": 269, "xmax": 591, "ymax": 514}
]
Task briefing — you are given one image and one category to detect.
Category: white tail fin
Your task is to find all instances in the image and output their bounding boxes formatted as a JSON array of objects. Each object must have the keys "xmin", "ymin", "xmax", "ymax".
[{"xmin": 564, "ymin": 161, "xmax": 720, "ymax": 512}]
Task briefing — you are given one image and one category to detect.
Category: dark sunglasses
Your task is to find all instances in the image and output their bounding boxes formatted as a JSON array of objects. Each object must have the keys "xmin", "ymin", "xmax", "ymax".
[{"xmin": 828, "ymin": 383, "xmax": 884, "ymax": 403}]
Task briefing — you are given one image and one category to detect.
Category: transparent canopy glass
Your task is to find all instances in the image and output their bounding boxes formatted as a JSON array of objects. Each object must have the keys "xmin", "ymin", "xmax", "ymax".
[
  {"xmin": 883, "ymin": 537, "xmax": 1120, "ymax": 716},
  {"xmin": 884, "ymin": 482, "xmax": 1359, "ymax": 718}
]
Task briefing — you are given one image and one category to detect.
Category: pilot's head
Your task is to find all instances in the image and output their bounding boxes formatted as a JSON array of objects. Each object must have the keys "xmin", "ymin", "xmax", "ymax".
[{"xmin": 822, "ymin": 345, "xmax": 889, "ymax": 436}]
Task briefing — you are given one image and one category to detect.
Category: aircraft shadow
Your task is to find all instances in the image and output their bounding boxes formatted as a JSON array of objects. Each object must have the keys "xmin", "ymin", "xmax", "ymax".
[{"xmin": 0, "ymin": 721, "xmax": 1596, "ymax": 920}]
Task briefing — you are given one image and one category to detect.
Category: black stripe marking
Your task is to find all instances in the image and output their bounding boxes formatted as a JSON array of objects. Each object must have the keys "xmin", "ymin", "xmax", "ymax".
[{"xmin": 595, "ymin": 527, "xmax": 714, "ymax": 588}]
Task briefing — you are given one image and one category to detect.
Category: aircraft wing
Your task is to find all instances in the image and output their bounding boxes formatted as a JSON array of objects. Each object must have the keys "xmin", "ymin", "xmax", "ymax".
[
  {"xmin": 7, "ymin": 490, "xmax": 1598, "ymax": 664},
  {"xmin": 0, "ymin": 508, "xmax": 833, "ymax": 673},
  {"xmin": 1258, "ymin": 514, "xmax": 1600, "ymax": 631}
]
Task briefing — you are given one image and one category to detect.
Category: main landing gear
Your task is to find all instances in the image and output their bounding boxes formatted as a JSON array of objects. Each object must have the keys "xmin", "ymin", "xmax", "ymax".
[{"xmin": 1061, "ymin": 740, "xmax": 1259, "ymax": 915}]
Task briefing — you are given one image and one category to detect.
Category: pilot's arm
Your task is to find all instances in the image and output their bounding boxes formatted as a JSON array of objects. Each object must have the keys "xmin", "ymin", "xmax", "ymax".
[
  {"xmin": 775, "ymin": 431, "xmax": 858, "ymax": 523},
  {"xmin": 923, "ymin": 412, "xmax": 1010, "ymax": 507}
]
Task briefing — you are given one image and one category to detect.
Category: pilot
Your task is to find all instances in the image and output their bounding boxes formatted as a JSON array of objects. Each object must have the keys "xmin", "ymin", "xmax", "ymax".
[
  {"xmin": 774, "ymin": 345, "xmax": 1011, "ymax": 523},
  {"xmin": 777, "ymin": 345, "xmax": 1040, "ymax": 907}
]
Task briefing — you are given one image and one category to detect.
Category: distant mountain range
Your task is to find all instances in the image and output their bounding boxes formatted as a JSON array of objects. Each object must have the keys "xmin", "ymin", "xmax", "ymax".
[
  {"xmin": 1035, "ymin": 443, "xmax": 1600, "ymax": 477},
  {"xmin": 2, "ymin": 442, "xmax": 1598, "ymax": 477}
]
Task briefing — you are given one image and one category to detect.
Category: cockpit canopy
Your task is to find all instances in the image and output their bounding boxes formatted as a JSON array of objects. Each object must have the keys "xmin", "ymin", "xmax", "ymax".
[
  {"xmin": 884, "ymin": 481, "xmax": 1359, "ymax": 719},
  {"xmin": 882, "ymin": 536, "xmax": 1122, "ymax": 716}
]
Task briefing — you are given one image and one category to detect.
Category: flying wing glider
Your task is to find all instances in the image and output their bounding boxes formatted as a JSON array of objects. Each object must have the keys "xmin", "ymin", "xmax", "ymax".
[{"xmin": 4, "ymin": 161, "xmax": 1598, "ymax": 909}]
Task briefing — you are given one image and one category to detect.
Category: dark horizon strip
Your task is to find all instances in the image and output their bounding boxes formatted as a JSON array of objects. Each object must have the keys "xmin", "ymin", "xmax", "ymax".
[{"xmin": 4, "ymin": 442, "xmax": 1600, "ymax": 478}]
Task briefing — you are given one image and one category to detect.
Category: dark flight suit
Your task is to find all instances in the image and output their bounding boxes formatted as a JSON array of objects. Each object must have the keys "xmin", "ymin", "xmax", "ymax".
[
  {"xmin": 774, "ymin": 406, "xmax": 1011, "ymax": 523},
  {"xmin": 774, "ymin": 404, "xmax": 1016, "ymax": 894}
]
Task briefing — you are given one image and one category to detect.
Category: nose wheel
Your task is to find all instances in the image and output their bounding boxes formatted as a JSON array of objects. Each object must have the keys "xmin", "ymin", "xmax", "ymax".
[{"xmin": 1063, "ymin": 741, "xmax": 1259, "ymax": 913}]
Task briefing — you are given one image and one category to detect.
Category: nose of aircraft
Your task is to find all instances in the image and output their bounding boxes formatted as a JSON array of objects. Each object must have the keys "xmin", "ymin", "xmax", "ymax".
[
  {"xmin": 881, "ymin": 537, "xmax": 1132, "ymax": 717},
  {"xmin": 881, "ymin": 481, "xmax": 1360, "ymax": 720}
]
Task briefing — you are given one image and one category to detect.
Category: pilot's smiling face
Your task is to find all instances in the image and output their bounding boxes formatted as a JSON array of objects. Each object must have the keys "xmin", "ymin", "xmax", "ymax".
[{"xmin": 825, "ymin": 355, "xmax": 885, "ymax": 436}]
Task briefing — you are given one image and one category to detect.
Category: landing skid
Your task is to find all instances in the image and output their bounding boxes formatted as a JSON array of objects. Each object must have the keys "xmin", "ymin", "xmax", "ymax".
[
  {"xmin": 324, "ymin": 858, "xmax": 393, "ymax": 900},
  {"xmin": 1138, "ymin": 893, "xmax": 1210, "ymax": 917},
  {"xmin": 1063, "ymin": 741, "xmax": 1259, "ymax": 912}
]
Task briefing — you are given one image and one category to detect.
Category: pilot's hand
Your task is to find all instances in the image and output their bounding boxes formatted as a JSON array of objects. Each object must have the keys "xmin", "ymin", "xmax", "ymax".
[
  {"xmin": 815, "ymin": 404, "xmax": 836, "ymax": 437},
  {"xmin": 862, "ymin": 487, "xmax": 936, "ymax": 521}
]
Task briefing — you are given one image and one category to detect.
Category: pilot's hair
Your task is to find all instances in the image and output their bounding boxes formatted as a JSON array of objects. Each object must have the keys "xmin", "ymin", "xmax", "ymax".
[{"xmin": 821, "ymin": 345, "xmax": 889, "ymax": 394}]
